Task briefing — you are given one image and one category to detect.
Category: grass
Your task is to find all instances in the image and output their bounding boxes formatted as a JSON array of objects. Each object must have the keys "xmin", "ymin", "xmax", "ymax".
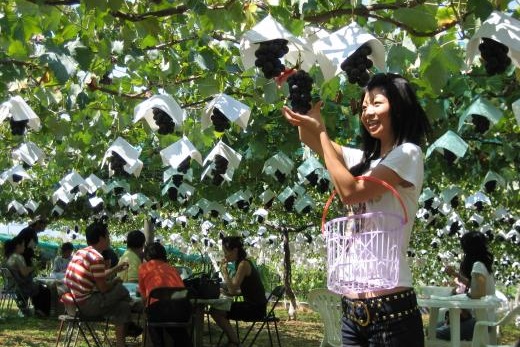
[{"xmin": 0, "ymin": 304, "xmax": 518, "ymax": 346}]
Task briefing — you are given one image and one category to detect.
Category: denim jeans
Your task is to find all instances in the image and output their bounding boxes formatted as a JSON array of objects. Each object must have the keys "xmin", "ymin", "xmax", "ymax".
[{"xmin": 341, "ymin": 289, "xmax": 425, "ymax": 347}]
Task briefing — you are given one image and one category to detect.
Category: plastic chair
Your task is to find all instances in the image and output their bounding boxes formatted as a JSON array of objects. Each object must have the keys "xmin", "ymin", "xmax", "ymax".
[
  {"xmin": 471, "ymin": 305, "xmax": 520, "ymax": 347},
  {"xmin": 0, "ymin": 266, "xmax": 31, "ymax": 316},
  {"xmin": 142, "ymin": 287, "xmax": 193, "ymax": 347},
  {"xmin": 55, "ymin": 292, "xmax": 110, "ymax": 347},
  {"xmin": 0, "ymin": 267, "xmax": 17, "ymax": 316},
  {"xmin": 307, "ymin": 288, "xmax": 342, "ymax": 347},
  {"xmin": 239, "ymin": 284, "xmax": 285, "ymax": 347}
]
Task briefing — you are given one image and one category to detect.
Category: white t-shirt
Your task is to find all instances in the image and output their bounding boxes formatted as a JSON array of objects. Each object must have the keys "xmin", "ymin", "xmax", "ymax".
[
  {"xmin": 341, "ymin": 143, "xmax": 424, "ymax": 288},
  {"xmin": 471, "ymin": 261, "xmax": 496, "ymax": 320}
]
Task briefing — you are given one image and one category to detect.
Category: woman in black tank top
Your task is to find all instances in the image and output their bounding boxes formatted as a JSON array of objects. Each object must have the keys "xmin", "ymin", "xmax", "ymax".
[{"xmin": 210, "ymin": 236, "xmax": 267, "ymax": 347}]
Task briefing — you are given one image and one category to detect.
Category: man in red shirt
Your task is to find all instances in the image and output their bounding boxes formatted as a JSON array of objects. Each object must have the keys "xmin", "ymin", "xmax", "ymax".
[
  {"xmin": 64, "ymin": 221, "xmax": 140, "ymax": 347},
  {"xmin": 139, "ymin": 242, "xmax": 192, "ymax": 347}
]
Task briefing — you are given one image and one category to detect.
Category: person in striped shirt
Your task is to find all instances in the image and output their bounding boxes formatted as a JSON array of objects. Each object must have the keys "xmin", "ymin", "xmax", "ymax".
[{"xmin": 64, "ymin": 221, "xmax": 141, "ymax": 347}]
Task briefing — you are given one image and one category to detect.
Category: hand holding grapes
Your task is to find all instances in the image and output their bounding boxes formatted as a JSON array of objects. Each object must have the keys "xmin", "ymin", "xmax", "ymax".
[{"xmin": 282, "ymin": 100, "xmax": 325, "ymax": 134}]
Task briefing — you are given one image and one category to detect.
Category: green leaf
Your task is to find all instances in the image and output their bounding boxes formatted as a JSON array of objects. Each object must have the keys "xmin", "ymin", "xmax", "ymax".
[
  {"xmin": 183, "ymin": 0, "xmax": 207, "ymax": 14},
  {"xmin": 73, "ymin": 47, "xmax": 94, "ymax": 71},
  {"xmin": 85, "ymin": 0, "xmax": 109, "ymax": 12},
  {"xmin": 192, "ymin": 49, "xmax": 217, "ymax": 71},
  {"xmin": 423, "ymin": 57, "xmax": 449, "ymax": 95},
  {"xmin": 7, "ymin": 40, "xmax": 29, "ymax": 59},
  {"xmin": 77, "ymin": 92, "xmax": 90, "ymax": 109},
  {"xmin": 424, "ymin": 99, "xmax": 448, "ymax": 121},
  {"xmin": 140, "ymin": 35, "xmax": 158, "ymax": 49},
  {"xmin": 467, "ymin": 0, "xmax": 494, "ymax": 21},
  {"xmin": 40, "ymin": 52, "xmax": 77, "ymax": 84},
  {"xmin": 393, "ymin": 6, "xmax": 438, "ymax": 33},
  {"xmin": 108, "ymin": 0, "xmax": 124, "ymax": 11},
  {"xmin": 197, "ymin": 76, "xmax": 220, "ymax": 97},
  {"xmin": 387, "ymin": 45, "xmax": 416, "ymax": 73},
  {"xmin": 263, "ymin": 80, "xmax": 280, "ymax": 104},
  {"xmin": 61, "ymin": 24, "xmax": 80, "ymax": 41}
]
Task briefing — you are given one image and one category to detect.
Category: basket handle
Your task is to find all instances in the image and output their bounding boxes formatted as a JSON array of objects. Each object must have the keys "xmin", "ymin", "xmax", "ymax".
[{"xmin": 321, "ymin": 175, "xmax": 408, "ymax": 233}]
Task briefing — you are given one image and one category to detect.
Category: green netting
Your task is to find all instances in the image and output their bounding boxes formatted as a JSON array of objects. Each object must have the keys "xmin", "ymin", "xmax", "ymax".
[{"xmin": 0, "ymin": 233, "xmax": 204, "ymax": 263}]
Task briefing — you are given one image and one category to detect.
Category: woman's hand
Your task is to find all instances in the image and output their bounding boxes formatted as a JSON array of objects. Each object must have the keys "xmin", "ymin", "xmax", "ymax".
[
  {"xmin": 444, "ymin": 265, "xmax": 457, "ymax": 277},
  {"xmin": 282, "ymin": 101, "xmax": 325, "ymax": 133},
  {"xmin": 116, "ymin": 261, "xmax": 129, "ymax": 273}
]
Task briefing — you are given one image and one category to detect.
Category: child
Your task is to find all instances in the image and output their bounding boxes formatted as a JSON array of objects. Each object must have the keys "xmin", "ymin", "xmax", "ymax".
[{"xmin": 52, "ymin": 242, "xmax": 74, "ymax": 278}]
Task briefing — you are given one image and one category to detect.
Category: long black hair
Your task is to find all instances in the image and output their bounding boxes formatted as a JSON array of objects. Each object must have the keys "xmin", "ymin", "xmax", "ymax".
[
  {"xmin": 351, "ymin": 73, "xmax": 431, "ymax": 176},
  {"xmin": 222, "ymin": 236, "xmax": 247, "ymax": 268},
  {"xmin": 459, "ymin": 231, "xmax": 493, "ymax": 283},
  {"xmin": 3, "ymin": 235, "xmax": 24, "ymax": 259},
  {"xmin": 144, "ymin": 242, "xmax": 168, "ymax": 262}
]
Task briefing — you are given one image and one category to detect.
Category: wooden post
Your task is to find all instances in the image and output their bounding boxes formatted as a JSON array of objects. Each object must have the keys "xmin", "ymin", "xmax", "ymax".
[{"xmin": 143, "ymin": 218, "xmax": 154, "ymax": 245}]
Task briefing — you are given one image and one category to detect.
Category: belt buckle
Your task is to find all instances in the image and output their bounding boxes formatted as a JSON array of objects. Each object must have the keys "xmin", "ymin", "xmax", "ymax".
[{"xmin": 352, "ymin": 300, "xmax": 370, "ymax": 327}]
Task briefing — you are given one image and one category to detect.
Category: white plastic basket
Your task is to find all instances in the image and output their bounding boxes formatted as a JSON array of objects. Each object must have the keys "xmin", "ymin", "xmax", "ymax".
[{"xmin": 321, "ymin": 176, "xmax": 408, "ymax": 294}]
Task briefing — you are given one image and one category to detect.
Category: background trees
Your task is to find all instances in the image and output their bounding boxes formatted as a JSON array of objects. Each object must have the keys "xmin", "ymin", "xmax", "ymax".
[{"xmin": 0, "ymin": 0, "xmax": 518, "ymax": 298}]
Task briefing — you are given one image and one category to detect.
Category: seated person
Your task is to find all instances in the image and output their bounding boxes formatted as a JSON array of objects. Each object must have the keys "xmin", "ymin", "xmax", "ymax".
[
  {"xmin": 101, "ymin": 247, "xmax": 123, "ymax": 281},
  {"xmin": 436, "ymin": 231, "xmax": 495, "ymax": 341},
  {"xmin": 16, "ymin": 216, "xmax": 48, "ymax": 267},
  {"xmin": 4, "ymin": 235, "xmax": 51, "ymax": 317},
  {"xmin": 51, "ymin": 242, "xmax": 74, "ymax": 278},
  {"xmin": 138, "ymin": 242, "xmax": 192, "ymax": 347},
  {"xmin": 210, "ymin": 236, "xmax": 267, "ymax": 347},
  {"xmin": 117, "ymin": 230, "xmax": 145, "ymax": 283},
  {"xmin": 64, "ymin": 221, "xmax": 141, "ymax": 347}
]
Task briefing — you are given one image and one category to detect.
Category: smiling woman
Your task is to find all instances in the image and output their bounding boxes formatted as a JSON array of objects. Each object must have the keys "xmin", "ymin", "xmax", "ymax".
[{"xmin": 282, "ymin": 73, "xmax": 432, "ymax": 347}]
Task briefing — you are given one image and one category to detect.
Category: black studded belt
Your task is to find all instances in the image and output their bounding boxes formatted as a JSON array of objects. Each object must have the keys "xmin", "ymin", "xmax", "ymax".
[{"xmin": 341, "ymin": 289, "xmax": 420, "ymax": 327}]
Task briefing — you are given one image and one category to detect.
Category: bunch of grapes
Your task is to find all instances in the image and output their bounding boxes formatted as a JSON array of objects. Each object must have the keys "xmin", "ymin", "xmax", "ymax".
[
  {"xmin": 471, "ymin": 114, "xmax": 490, "ymax": 133},
  {"xmin": 171, "ymin": 174, "xmax": 183, "ymax": 186},
  {"xmin": 167, "ymin": 186, "xmax": 178, "ymax": 200},
  {"xmin": 91, "ymin": 201, "xmax": 104, "ymax": 214},
  {"xmin": 10, "ymin": 119, "xmax": 28, "ymax": 136},
  {"xmin": 301, "ymin": 205, "xmax": 311, "ymax": 214},
  {"xmin": 11, "ymin": 174, "xmax": 23, "ymax": 183},
  {"xmin": 254, "ymin": 39, "xmax": 289, "ymax": 78},
  {"xmin": 287, "ymin": 70, "xmax": 313, "ymax": 114},
  {"xmin": 449, "ymin": 221, "xmax": 462, "ymax": 236},
  {"xmin": 177, "ymin": 157, "xmax": 191, "ymax": 173},
  {"xmin": 484, "ymin": 180, "xmax": 497, "ymax": 193},
  {"xmin": 212, "ymin": 154, "xmax": 229, "ymax": 185},
  {"xmin": 450, "ymin": 196, "xmax": 459, "ymax": 209},
  {"xmin": 340, "ymin": 43, "xmax": 373, "ymax": 87},
  {"xmin": 443, "ymin": 149, "xmax": 457, "ymax": 166},
  {"xmin": 305, "ymin": 171, "xmax": 318, "ymax": 186},
  {"xmin": 316, "ymin": 178, "xmax": 330, "ymax": 193},
  {"xmin": 274, "ymin": 169, "xmax": 286, "ymax": 183},
  {"xmin": 152, "ymin": 107, "xmax": 175, "ymax": 135},
  {"xmin": 478, "ymin": 38, "xmax": 511, "ymax": 75},
  {"xmin": 110, "ymin": 151, "xmax": 127, "ymax": 175},
  {"xmin": 236, "ymin": 199, "xmax": 250, "ymax": 211},
  {"xmin": 264, "ymin": 197, "xmax": 274, "ymax": 210},
  {"xmin": 210, "ymin": 108, "xmax": 230, "ymax": 132},
  {"xmin": 305, "ymin": 171, "xmax": 329, "ymax": 193},
  {"xmin": 283, "ymin": 195, "xmax": 295, "ymax": 211}
]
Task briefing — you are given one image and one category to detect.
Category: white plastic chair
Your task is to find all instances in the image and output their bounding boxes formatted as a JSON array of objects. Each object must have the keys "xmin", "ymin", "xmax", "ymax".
[
  {"xmin": 471, "ymin": 305, "xmax": 520, "ymax": 347},
  {"xmin": 307, "ymin": 288, "xmax": 342, "ymax": 347}
]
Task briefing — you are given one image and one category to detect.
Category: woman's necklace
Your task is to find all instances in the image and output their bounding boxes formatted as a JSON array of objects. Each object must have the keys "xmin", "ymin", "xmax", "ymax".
[{"xmin": 380, "ymin": 144, "xmax": 397, "ymax": 160}]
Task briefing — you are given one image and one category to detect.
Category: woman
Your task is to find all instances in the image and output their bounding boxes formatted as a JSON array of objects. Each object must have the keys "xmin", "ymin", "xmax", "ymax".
[
  {"xmin": 117, "ymin": 229, "xmax": 145, "ymax": 283},
  {"xmin": 4, "ymin": 235, "xmax": 51, "ymax": 317},
  {"xmin": 138, "ymin": 242, "xmax": 192, "ymax": 347},
  {"xmin": 210, "ymin": 236, "xmax": 267, "ymax": 347},
  {"xmin": 282, "ymin": 73, "xmax": 431, "ymax": 346},
  {"xmin": 437, "ymin": 231, "xmax": 495, "ymax": 340}
]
